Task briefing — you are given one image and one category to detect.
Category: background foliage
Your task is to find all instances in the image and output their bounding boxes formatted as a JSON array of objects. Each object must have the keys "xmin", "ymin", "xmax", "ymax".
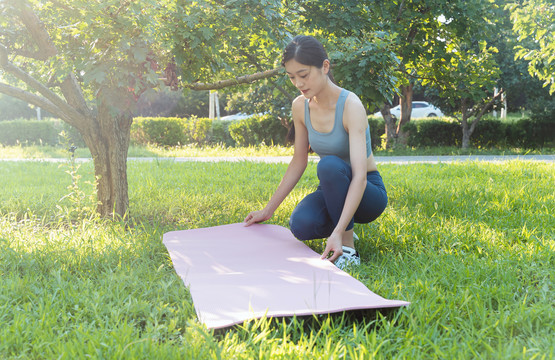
[{"xmin": 0, "ymin": 119, "xmax": 84, "ymax": 147}]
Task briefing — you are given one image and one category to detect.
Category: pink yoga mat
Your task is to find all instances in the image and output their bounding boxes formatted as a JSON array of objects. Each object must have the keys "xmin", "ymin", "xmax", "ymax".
[{"xmin": 163, "ymin": 223, "xmax": 409, "ymax": 329}]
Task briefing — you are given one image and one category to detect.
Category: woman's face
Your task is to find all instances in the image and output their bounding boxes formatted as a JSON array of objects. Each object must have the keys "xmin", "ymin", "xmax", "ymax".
[{"xmin": 284, "ymin": 58, "xmax": 329, "ymax": 98}]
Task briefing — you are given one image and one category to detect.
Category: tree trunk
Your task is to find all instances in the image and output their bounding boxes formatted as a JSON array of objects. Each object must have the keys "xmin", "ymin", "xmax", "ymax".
[
  {"xmin": 459, "ymin": 93, "xmax": 500, "ymax": 150},
  {"xmin": 81, "ymin": 97, "xmax": 132, "ymax": 218},
  {"xmin": 461, "ymin": 126, "xmax": 471, "ymax": 149},
  {"xmin": 396, "ymin": 83, "xmax": 413, "ymax": 145},
  {"xmin": 380, "ymin": 103, "xmax": 397, "ymax": 149},
  {"xmin": 461, "ymin": 118, "xmax": 474, "ymax": 149}
]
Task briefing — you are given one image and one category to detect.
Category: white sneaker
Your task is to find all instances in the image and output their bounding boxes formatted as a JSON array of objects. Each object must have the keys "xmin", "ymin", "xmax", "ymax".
[{"xmin": 334, "ymin": 246, "xmax": 361, "ymax": 270}]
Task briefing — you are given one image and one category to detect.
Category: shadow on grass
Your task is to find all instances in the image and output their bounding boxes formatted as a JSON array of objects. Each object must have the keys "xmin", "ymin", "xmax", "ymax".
[{"xmin": 212, "ymin": 306, "xmax": 403, "ymax": 338}]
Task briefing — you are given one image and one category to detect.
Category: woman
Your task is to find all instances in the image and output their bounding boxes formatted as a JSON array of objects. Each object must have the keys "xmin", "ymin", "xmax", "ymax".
[{"xmin": 244, "ymin": 35, "xmax": 388, "ymax": 269}]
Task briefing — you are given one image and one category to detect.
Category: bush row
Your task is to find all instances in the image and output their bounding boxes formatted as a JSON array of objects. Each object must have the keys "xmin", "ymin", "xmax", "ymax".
[
  {"xmin": 131, "ymin": 114, "xmax": 287, "ymax": 147},
  {"xmin": 132, "ymin": 115, "xmax": 386, "ymax": 149},
  {"xmin": 1, "ymin": 116, "xmax": 553, "ymax": 150},
  {"xmin": 403, "ymin": 117, "xmax": 555, "ymax": 148},
  {"xmin": 131, "ymin": 116, "xmax": 214, "ymax": 146},
  {"xmin": 0, "ymin": 119, "xmax": 84, "ymax": 147}
]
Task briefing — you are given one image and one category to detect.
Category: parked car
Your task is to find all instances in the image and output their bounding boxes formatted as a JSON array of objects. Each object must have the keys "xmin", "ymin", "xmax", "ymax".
[
  {"xmin": 220, "ymin": 112, "xmax": 252, "ymax": 121},
  {"xmin": 220, "ymin": 112, "xmax": 264, "ymax": 121},
  {"xmin": 373, "ymin": 101, "xmax": 444, "ymax": 119}
]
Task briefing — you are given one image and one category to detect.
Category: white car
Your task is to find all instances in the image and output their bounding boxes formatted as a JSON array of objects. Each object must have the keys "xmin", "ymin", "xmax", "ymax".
[
  {"xmin": 373, "ymin": 101, "xmax": 444, "ymax": 119},
  {"xmin": 219, "ymin": 112, "xmax": 253, "ymax": 121},
  {"xmin": 219, "ymin": 112, "xmax": 264, "ymax": 121}
]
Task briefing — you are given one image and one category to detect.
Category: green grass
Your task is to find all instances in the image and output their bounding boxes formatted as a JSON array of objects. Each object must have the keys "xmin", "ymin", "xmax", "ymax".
[
  {"xmin": 0, "ymin": 144, "xmax": 296, "ymax": 159},
  {"xmin": 1, "ymin": 143, "xmax": 553, "ymax": 159},
  {"xmin": 0, "ymin": 158, "xmax": 554, "ymax": 359}
]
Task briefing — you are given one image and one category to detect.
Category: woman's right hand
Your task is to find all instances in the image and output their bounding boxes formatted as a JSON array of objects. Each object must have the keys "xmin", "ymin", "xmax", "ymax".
[{"xmin": 243, "ymin": 208, "xmax": 272, "ymax": 226}]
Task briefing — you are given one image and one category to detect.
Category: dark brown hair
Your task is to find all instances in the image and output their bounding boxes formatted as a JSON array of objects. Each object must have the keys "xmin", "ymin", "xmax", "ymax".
[
  {"xmin": 282, "ymin": 36, "xmax": 335, "ymax": 145},
  {"xmin": 281, "ymin": 35, "xmax": 335, "ymax": 82}
]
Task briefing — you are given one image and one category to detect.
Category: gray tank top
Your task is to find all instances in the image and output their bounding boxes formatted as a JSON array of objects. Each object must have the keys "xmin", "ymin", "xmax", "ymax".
[{"xmin": 305, "ymin": 89, "xmax": 372, "ymax": 164}]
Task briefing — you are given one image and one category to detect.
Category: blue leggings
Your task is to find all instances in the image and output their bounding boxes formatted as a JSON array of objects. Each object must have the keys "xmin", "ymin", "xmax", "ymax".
[{"xmin": 289, "ymin": 155, "xmax": 388, "ymax": 240}]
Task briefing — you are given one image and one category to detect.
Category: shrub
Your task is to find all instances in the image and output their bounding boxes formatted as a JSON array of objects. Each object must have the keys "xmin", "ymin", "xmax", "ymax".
[
  {"xmin": 184, "ymin": 116, "xmax": 212, "ymax": 145},
  {"xmin": 403, "ymin": 116, "xmax": 555, "ymax": 149},
  {"xmin": 526, "ymin": 107, "xmax": 555, "ymax": 147},
  {"xmin": 211, "ymin": 120, "xmax": 235, "ymax": 146},
  {"xmin": 131, "ymin": 117, "xmax": 186, "ymax": 147},
  {"xmin": 228, "ymin": 114, "xmax": 287, "ymax": 146},
  {"xmin": 404, "ymin": 120, "xmax": 460, "ymax": 147},
  {"xmin": 131, "ymin": 116, "xmax": 238, "ymax": 147},
  {"xmin": 368, "ymin": 116, "xmax": 385, "ymax": 151},
  {"xmin": 510, "ymin": 117, "xmax": 555, "ymax": 148},
  {"xmin": 0, "ymin": 119, "xmax": 84, "ymax": 146},
  {"xmin": 473, "ymin": 119, "xmax": 509, "ymax": 148}
]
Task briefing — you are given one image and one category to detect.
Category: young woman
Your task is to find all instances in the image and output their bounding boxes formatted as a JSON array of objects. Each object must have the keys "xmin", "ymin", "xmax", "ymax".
[{"xmin": 244, "ymin": 35, "xmax": 388, "ymax": 269}]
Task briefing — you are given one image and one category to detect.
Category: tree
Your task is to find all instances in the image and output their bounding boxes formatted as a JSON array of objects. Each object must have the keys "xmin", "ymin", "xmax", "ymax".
[
  {"xmin": 291, "ymin": 0, "xmax": 401, "ymax": 145},
  {"xmin": 0, "ymin": 0, "xmax": 292, "ymax": 218},
  {"xmin": 487, "ymin": 0, "xmax": 531, "ymax": 114},
  {"xmin": 423, "ymin": 41, "xmax": 503, "ymax": 148},
  {"xmin": 224, "ymin": 81, "xmax": 292, "ymax": 119},
  {"xmin": 508, "ymin": 0, "xmax": 555, "ymax": 94},
  {"xmin": 295, "ymin": 0, "xmax": 501, "ymax": 148}
]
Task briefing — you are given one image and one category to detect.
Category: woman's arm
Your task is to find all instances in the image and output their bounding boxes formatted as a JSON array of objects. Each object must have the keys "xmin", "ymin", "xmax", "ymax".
[
  {"xmin": 244, "ymin": 96, "xmax": 309, "ymax": 226},
  {"xmin": 321, "ymin": 94, "xmax": 369, "ymax": 261}
]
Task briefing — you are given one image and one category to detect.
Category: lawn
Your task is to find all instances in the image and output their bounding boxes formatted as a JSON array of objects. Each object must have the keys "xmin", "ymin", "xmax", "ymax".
[
  {"xmin": 0, "ymin": 143, "xmax": 554, "ymax": 160},
  {"xmin": 0, "ymin": 156, "xmax": 553, "ymax": 359}
]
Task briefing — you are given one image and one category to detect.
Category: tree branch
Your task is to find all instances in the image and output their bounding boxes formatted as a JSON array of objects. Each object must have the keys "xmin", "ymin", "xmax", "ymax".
[
  {"xmin": 0, "ymin": 82, "xmax": 65, "ymax": 119},
  {"xmin": 474, "ymin": 88, "xmax": 504, "ymax": 122},
  {"xmin": 396, "ymin": 0, "xmax": 406, "ymax": 23},
  {"xmin": 183, "ymin": 68, "xmax": 281, "ymax": 91},
  {"xmin": 12, "ymin": 48, "xmax": 50, "ymax": 61},
  {"xmin": 14, "ymin": 0, "xmax": 57, "ymax": 59},
  {"xmin": 14, "ymin": 0, "xmax": 92, "ymax": 118},
  {"xmin": 398, "ymin": 67, "xmax": 452, "ymax": 87},
  {"xmin": 238, "ymin": 49, "xmax": 294, "ymax": 102},
  {"xmin": 0, "ymin": 43, "xmax": 85, "ymax": 123},
  {"xmin": 60, "ymin": 73, "xmax": 93, "ymax": 119}
]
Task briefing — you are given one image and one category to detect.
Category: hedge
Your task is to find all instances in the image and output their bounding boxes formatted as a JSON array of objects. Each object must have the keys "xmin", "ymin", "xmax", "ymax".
[
  {"xmin": 404, "ymin": 120, "xmax": 460, "ymax": 147},
  {"xmin": 404, "ymin": 117, "xmax": 554, "ymax": 148},
  {"xmin": 131, "ymin": 117, "xmax": 186, "ymax": 146},
  {"xmin": 228, "ymin": 114, "xmax": 287, "ymax": 146},
  {"xmin": 131, "ymin": 116, "xmax": 236, "ymax": 147},
  {"xmin": 3, "ymin": 115, "xmax": 553, "ymax": 150},
  {"xmin": 0, "ymin": 119, "xmax": 84, "ymax": 147}
]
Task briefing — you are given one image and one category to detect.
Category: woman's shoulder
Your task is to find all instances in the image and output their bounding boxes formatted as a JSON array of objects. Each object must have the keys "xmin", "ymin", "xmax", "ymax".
[
  {"xmin": 291, "ymin": 95, "xmax": 306, "ymax": 115},
  {"xmin": 343, "ymin": 90, "xmax": 367, "ymax": 123},
  {"xmin": 290, "ymin": 95, "xmax": 307, "ymax": 125},
  {"xmin": 292, "ymin": 94, "xmax": 306, "ymax": 108},
  {"xmin": 343, "ymin": 90, "xmax": 363, "ymax": 107}
]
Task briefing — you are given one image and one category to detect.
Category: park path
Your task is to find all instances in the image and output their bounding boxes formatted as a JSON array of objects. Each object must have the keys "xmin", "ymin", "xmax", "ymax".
[
  {"xmin": 147, "ymin": 154, "xmax": 555, "ymax": 164},
  {"xmin": 1, "ymin": 155, "xmax": 554, "ymax": 164}
]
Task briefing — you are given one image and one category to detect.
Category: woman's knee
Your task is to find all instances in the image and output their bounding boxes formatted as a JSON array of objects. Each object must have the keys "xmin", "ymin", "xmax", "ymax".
[
  {"xmin": 317, "ymin": 156, "xmax": 350, "ymax": 181},
  {"xmin": 354, "ymin": 188, "xmax": 388, "ymax": 224},
  {"xmin": 289, "ymin": 211, "xmax": 315, "ymax": 240}
]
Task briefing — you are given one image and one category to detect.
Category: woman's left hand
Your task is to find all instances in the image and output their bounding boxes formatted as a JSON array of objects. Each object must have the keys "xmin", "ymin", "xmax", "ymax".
[{"xmin": 321, "ymin": 232, "xmax": 343, "ymax": 262}]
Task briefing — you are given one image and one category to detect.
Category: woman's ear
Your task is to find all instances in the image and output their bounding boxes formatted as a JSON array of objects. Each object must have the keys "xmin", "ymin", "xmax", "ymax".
[{"xmin": 322, "ymin": 59, "xmax": 331, "ymax": 75}]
